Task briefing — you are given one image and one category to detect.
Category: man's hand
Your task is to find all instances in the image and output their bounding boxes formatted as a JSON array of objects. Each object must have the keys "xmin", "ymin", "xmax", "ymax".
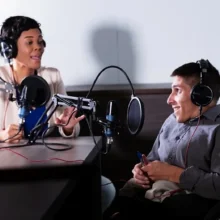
[
  {"xmin": 141, "ymin": 160, "xmax": 184, "ymax": 183},
  {"xmin": 0, "ymin": 124, "xmax": 23, "ymax": 143},
  {"xmin": 55, "ymin": 107, "xmax": 85, "ymax": 135},
  {"xmin": 132, "ymin": 163, "xmax": 151, "ymax": 189}
]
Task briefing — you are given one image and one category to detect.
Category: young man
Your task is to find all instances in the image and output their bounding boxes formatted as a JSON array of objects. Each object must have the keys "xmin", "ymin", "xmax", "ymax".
[{"xmin": 110, "ymin": 59, "xmax": 220, "ymax": 219}]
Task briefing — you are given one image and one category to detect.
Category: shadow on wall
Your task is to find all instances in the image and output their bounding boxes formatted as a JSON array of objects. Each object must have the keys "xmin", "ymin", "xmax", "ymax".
[{"xmin": 90, "ymin": 25, "xmax": 138, "ymax": 85}]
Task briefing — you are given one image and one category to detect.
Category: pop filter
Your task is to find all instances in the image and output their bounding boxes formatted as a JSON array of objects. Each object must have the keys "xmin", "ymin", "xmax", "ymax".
[
  {"xmin": 86, "ymin": 65, "xmax": 145, "ymax": 136},
  {"xmin": 127, "ymin": 96, "xmax": 144, "ymax": 135},
  {"xmin": 19, "ymin": 75, "xmax": 51, "ymax": 107}
]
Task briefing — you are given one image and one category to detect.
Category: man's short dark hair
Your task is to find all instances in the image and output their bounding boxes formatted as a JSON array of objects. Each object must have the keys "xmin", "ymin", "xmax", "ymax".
[{"xmin": 171, "ymin": 60, "xmax": 220, "ymax": 102}]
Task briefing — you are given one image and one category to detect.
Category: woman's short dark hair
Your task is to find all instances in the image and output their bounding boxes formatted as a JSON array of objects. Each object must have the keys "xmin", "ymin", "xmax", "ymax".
[
  {"xmin": 0, "ymin": 15, "xmax": 42, "ymax": 41},
  {"xmin": 0, "ymin": 16, "xmax": 43, "ymax": 59}
]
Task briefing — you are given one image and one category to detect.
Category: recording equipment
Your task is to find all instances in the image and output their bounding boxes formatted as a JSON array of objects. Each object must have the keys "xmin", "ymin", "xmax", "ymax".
[
  {"xmin": 86, "ymin": 65, "xmax": 145, "ymax": 137},
  {"xmin": 0, "ymin": 76, "xmax": 17, "ymax": 101},
  {"xmin": 0, "ymin": 36, "xmax": 46, "ymax": 60},
  {"xmin": 0, "ymin": 74, "xmax": 50, "ymax": 132},
  {"xmin": 18, "ymin": 85, "xmax": 29, "ymax": 126},
  {"xmin": 19, "ymin": 75, "xmax": 51, "ymax": 107},
  {"xmin": 17, "ymin": 65, "xmax": 144, "ymax": 154},
  {"xmin": 18, "ymin": 75, "xmax": 51, "ymax": 128},
  {"xmin": 28, "ymin": 94, "xmax": 96, "ymax": 144},
  {"xmin": 190, "ymin": 59, "xmax": 213, "ymax": 107},
  {"xmin": 0, "ymin": 70, "xmax": 40, "ymax": 102},
  {"xmin": 105, "ymin": 100, "xmax": 118, "ymax": 144},
  {"xmin": 127, "ymin": 95, "xmax": 144, "ymax": 135},
  {"xmin": 85, "ymin": 65, "xmax": 144, "ymax": 154},
  {"xmin": 0, "ymin": 37, "xmax": 15, "ymax": 60},
  {"xmin": 100, "ymin": 100, "xmax": 119, "ymax": 153}
]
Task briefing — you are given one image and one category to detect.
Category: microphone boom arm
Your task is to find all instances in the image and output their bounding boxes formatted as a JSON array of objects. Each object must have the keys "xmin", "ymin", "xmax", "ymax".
[
  {"xmin": 28, "ymin": 94, "xmax": 96, "ymax": 144},
  {"xmin": 53, "ymin": 94, "xmax": 96, "ymax": 111}
]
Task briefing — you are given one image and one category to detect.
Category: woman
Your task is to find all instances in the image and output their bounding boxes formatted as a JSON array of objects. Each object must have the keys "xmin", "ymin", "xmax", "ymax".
[
  {"xmin": 0, "ymin": 15, "xmax": 85, "ymax": 143},
  {"xmin": 0, "ymin": 15, "xmax": 116, "ymax": 216}
]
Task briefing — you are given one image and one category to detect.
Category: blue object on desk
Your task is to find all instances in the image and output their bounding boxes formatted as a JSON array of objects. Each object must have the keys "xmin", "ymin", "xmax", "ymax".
[{"xmin": 23, "ymin": 106, "xmax": 48, "ymax": 138}]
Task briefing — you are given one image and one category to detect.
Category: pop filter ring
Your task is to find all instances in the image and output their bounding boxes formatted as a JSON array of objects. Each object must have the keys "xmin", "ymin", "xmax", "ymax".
[
  {"xmin": 127, "ymin": 96, "xmax": 145, "ymax": 135},
  {"xmin": 86, "ymin": 65, "xmax": 145, "ymax": 136}
]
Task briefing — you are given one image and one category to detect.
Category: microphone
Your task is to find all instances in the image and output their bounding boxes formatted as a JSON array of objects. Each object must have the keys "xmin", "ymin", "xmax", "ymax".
[
  {"xmin": 87, "ymin": 65, "xmax": 145, "ymax": 137},
  {"xmin": 17, "ymin": 75, "xmax": 51, "ymax": 128},
  {"xmin": 105, "ymin": 100, "xmax": 118, "ymax": 145},
  {"xmin": 97, "ymin": 100, "xmax": 119, "ymax": 154},
  {"xmin": 18, "ymin": 85, "xmax": 29, "ymax": 127},
  {"xmin": 86, "ymin": 65, "xmax": 145, "ymax": 154}
]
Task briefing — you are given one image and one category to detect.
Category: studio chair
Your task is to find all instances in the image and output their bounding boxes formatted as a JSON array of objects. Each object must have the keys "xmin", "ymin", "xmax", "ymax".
[
  {"xmin": 101, "ymin": 176, "xmax": 116, "ymax": 214},
  {"xmin": 204, "ymin": 201, "xmax": 220, "ymax": 220}
]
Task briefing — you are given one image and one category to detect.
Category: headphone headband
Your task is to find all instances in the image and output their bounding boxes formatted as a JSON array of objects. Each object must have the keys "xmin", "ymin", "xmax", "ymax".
[
  {"xmin": 197, "ymin": 59, "xmax": 209, "ymax": 69},
  {"xmin": 197, "ymin": 59, "xmax": 209, "ymax": 84}
]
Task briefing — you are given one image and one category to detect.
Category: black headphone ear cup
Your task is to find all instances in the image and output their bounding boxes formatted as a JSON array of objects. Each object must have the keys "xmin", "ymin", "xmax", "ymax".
[
  {"xmin": 0, "ymin": 38, "xmax": 46, "ymax": 59},
  {"xmin": 0, "ymin": 37, "xmax": 16, "ymax": 59},
  {"xmin": 191, "ymin": 84, "xmax": 213, "ymax": 107}
]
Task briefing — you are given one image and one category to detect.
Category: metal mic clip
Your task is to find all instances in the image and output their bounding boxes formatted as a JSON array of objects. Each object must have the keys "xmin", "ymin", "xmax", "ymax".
[
  {"xmin": 8, "ymin": 93, "xmax": 16, "ymax": 102},
  {"xmin": 3, "ymin": 81, "xmax": 16, "ymax": 102}
]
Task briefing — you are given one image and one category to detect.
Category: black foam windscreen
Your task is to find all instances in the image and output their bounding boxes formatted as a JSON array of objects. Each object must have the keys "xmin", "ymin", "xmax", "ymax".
[
  {"xmin": 19, "ymin": 75, "xmax": 51, "ymax": 107},
  {"xmin": 127, "ymin": 96, "xmax": 145, "ymax": 135}
]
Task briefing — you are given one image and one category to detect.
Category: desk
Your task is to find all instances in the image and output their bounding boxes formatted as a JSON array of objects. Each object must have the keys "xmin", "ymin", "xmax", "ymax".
[{"xmin": 0, "ymin": 136, "xmax": 102, "ymax": 220}]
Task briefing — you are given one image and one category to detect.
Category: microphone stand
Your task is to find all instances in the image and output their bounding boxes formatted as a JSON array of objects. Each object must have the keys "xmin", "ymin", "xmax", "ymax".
[
  {"xmin": 28, "ymin": 94, "xmax": 97, "ymax": 144},
  {"xmin": 96, "ymin": 117, "xmax": 120, "ymax": 154},
  {"xmin": 0, "ymin": 76, "xmax": 17, "ymax": 101}
]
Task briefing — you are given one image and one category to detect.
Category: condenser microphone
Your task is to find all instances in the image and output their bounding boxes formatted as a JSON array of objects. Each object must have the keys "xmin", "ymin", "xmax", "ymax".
[
  {"xmin": 18, "ymin": 85, "xmax": 29, "ymax": 127},
  {"xmin": 87, "ymin": 65, "xmax": 145, "ymax": 154},
  {"xmin": 104, "ymin": 100, "xmax": 118, "ymax": 148}
]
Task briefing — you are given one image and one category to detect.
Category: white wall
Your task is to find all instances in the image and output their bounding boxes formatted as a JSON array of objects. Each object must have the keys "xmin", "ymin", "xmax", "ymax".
[{"xmin": 0, "ymin": 0, "xmax": 220, "ymax": 86}]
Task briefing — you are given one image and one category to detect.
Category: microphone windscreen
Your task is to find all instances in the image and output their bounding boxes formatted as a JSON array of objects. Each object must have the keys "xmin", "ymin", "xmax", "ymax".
[
  {"xmin": 19, "ymin": 75, "xmax": 51, "ymax": 107},
  {"xmin": 127, "ymin": 96, "xmax": 144, "ymax": 135}
]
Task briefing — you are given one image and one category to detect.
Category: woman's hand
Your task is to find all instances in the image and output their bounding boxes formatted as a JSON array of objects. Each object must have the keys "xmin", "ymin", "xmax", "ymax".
[
  {"xmin": 0, "ymin": 124, "xmax": 23, "ymax": 143},
  {"xmin": 55, "ymin": 107, "xmax": 85, "ymax": 135}
]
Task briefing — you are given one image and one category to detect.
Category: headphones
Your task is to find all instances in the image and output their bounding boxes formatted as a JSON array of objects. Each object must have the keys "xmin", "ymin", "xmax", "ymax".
[
  {"xmin": 190, "ymin": 59, "xmax": 213, "ymax": 107},
  {"xmin": 0, "ymin": 36, "xmax": 46, "ymax": 60}
]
